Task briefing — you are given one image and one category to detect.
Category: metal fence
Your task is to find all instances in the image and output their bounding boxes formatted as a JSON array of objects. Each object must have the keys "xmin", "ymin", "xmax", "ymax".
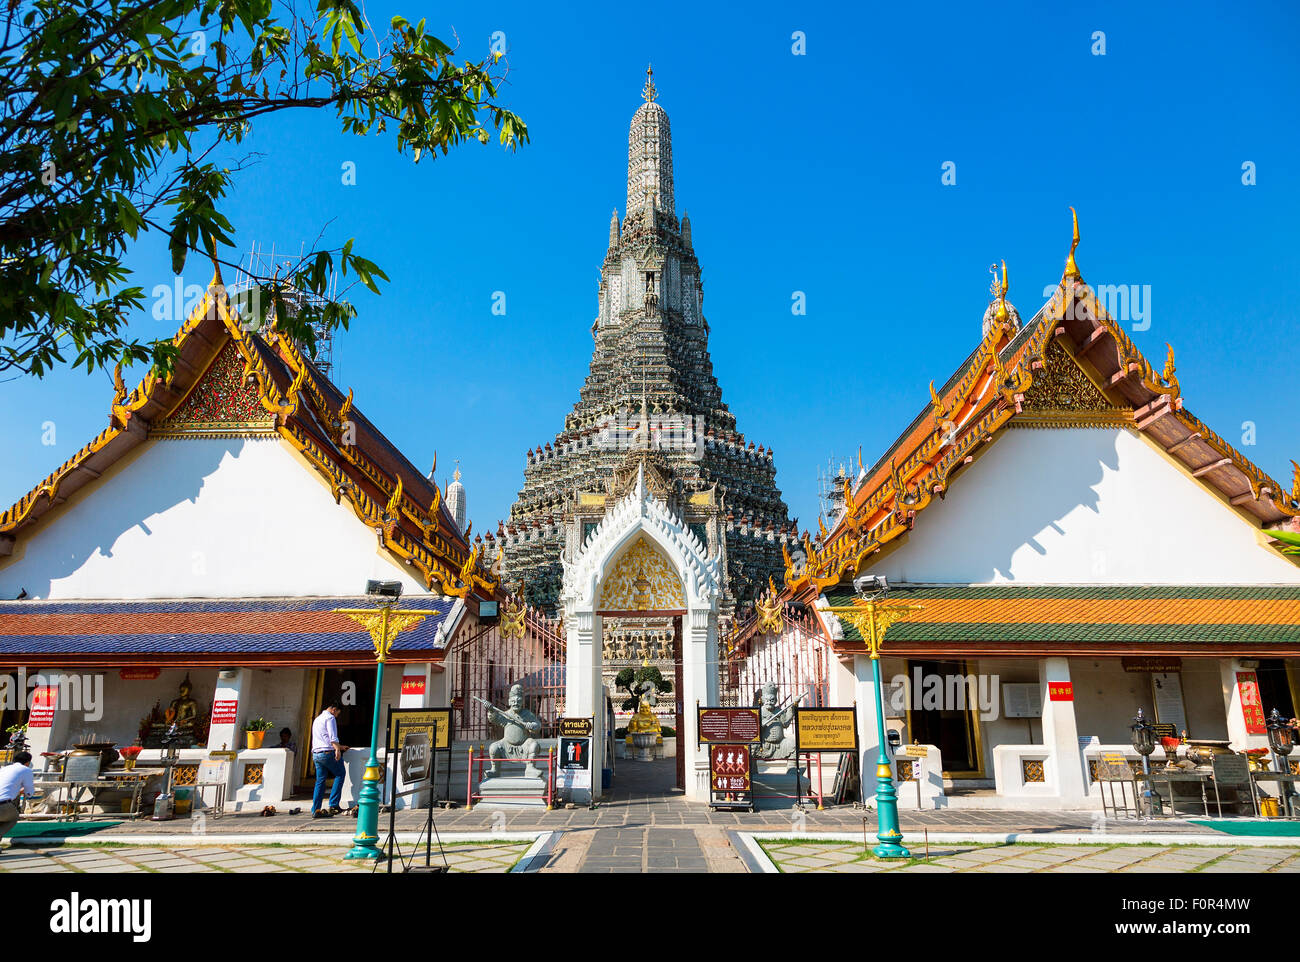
[
  {"xmin": 446, "ymin": 606, "xmax": 566, "ymax": 743},
  {"xmin": 720, "ymin": 606, "xmax": 831, "ymax": 710}
]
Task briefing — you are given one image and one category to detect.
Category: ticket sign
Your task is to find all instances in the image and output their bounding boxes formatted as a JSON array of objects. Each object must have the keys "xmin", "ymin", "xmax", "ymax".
[
  {"xmin": 1047, "ymin": 682, "xmax": 1074, "ymax": 702},
  {"xmin": 794, "ymin": 707, "xmax": 858, "ymax": 753},
  {"xmin": 387, "ymin": 707, "xmax": 452, "ymax": 751},
  {"xmin": 709, "ymin": 744, "xmax": 751, "ymax": 793},
  {"xmin": 1235, "ymin": 672, "xmax": 1266, "ymax": 735},
  {"xmin": 399, "ymin": 731, "xmax": 431, "ymax": 783},
  {"xmin": 697, "ymin": 707, "xmax": 760, "ymax": 744}
]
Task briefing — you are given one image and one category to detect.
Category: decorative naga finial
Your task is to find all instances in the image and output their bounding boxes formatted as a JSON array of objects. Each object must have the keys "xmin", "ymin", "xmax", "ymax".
[
  {"xmin": 642, "ymin": 63, "xmax": 657, "ymax": 103},
  {"xmin": 385, "ymin": 475, "xmax": 403, "ymax": 519},
  {"xmin": 1163, "ymin": 343, "xmax": 1177, "ymax": 385},
  {"xmin": 994, "ymin": 260, "xmax": 1009, "ymax": 322},
  {"xmin": 1065, "ymin": 206, "xmax": 1081, "ymax": 278},
  {"xmin": 112, "ymin": 362, "xmax": 127, "ymax": 405}
]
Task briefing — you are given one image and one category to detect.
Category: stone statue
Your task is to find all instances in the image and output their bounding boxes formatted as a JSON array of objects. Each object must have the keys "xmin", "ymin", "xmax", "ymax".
[
  {"xmin": 479, "ymin": 684, "xmax": 543, "ymax": 780},
  {"xmin": 165, "ymin": 674, "xmax": 200, "ymax": 730},
  {"xmin": 756, "ymin": 681, "xmax": 801, "ymax": 761}
]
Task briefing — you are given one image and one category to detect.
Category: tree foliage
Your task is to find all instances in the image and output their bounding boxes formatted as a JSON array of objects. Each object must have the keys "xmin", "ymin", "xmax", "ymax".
[
  {"xmin": 0, "ymin": 0, "xmax": 527, "ymax": 377},
  {"xmin": 615, "ymin": 665, "xmax": 672, "ymax": 714},
  {"xmin": 1266, "ymin": 530, "xmax": 1300, "ymax": 555}
]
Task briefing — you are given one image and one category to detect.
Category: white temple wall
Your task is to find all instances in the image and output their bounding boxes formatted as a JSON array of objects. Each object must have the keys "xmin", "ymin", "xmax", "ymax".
[
  {"xmin": 0, "ymin": 436, "xmax": 431, "ymax": 599},
  {"xmin": 866, "ymin": 427, "xmax": 1300, "ymax": 585}
]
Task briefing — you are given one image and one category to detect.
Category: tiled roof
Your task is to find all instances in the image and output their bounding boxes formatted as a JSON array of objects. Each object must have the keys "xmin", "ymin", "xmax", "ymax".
[
  {"xmin": 0, "ymin": 597, "xmax": 455, "ymax": 655},
  {"xmin": 823, "ymin": 585, "xmax": 1300, "ymax": 645}
]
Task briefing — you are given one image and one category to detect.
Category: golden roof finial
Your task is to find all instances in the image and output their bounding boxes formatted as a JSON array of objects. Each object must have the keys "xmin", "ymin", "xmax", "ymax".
[
  {"xmin": 993, "ymin": 260, "xmax": 1009, "ymax": 322},
  {"xmin": 1064, "ymin": 206, "xmax": 1081, "ymax": 278},
  {"xmin": 642, "ymin": 63, "xmax": 657, "ymax": 103}
]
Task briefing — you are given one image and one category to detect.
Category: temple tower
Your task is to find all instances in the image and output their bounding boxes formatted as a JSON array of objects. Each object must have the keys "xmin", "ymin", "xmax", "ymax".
[{"xmin": 495, "ymin": 68, "xmax": 797, "ymax": 613}]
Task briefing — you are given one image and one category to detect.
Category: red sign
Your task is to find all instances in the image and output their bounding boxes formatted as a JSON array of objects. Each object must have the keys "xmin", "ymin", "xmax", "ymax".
[
  {"xmin": 1235, "ymin": 672, "xmax": 1267, "ymax": 735},
  {"xmin": 401, "ymin": 676, "xmax": 426, "ymax": 697},
  {"xmin": 211, "ymin": 699, "xmax": 239, "ymax": 725},
  {"xmin": 119, "ymin": 668, "xmax": 160, "ymax": 680},
  {"xmin": 710, "ymin": 744, "xmax": 751, "ymax": 792},
  {"xmin": 1047, "ymin": 682, "xmax": 1074, "ymax": 702},
  {"xmin": 697, "ymin": 707, "xmax": 761, "ymax": 744},
  {"xmin": 28, "ymin": 686, "xmax": 56, "ymax": 728}
]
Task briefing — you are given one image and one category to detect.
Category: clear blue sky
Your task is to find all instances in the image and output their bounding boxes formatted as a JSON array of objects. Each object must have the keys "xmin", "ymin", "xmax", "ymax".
[{"xmin": 3, "ymin": 1, "xmax": 1298, "ymax": 540}]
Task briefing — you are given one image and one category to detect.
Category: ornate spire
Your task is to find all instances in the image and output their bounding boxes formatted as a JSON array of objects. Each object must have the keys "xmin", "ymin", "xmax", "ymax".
[
  {"xmin": 681, "ymin": 211, "xmax": 692, "ymax": 248},
  {"xmin": 627, "ymin": 66, "xmax": 674, "ymax": 217},
  {"xmin": 642, "ymin": 63, "xmax": 657, "ymax": 103},
  {"xmin": 609, "ymin": 209, "xmax": 620, "ymax": 247},
  {"xmin": 1064, "ymin": 206, "xmax": 1081, "ymax": 279}
]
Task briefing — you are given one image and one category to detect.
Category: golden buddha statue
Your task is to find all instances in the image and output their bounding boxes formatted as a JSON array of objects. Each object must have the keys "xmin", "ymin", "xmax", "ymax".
[{"xmin": 164, "ymin": 674, "xmax": 200, "ymax": 730}]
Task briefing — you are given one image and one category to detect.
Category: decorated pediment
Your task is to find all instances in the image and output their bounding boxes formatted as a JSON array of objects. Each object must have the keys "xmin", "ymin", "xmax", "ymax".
[
  {"xmin": 151, "ymin": 340, "xmax": 276, "ymax": 438},
  {"xmin": 597, "ymin": 535, "xmax": 685, "ymax": 611},
  {"xmin": 1020, "ymin": 339, "xmax": 1127, "ymax": 421}
]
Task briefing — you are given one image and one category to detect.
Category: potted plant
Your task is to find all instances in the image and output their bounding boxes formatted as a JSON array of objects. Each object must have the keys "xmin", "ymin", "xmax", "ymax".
[
  {"xmin": 119, "ymin": 745, "xmax": 143, "ymax": 770},
  {"xmin": 243, "ymin": 717, "xmax": 273, "ymax": 749}
]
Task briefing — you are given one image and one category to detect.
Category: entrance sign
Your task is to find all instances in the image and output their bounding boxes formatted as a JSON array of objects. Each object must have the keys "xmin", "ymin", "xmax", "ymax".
[
  {"xmin": 387, "ymin": 707, "xmax": 452, "ymax": 751},
  {"xmin": 400, "ymin": 731, "xmax": 431, "ymax": 783},
  {"xmin": 697, "ymin": 707, "xmax": 760, "ymax": 744},
  {"xmin": 794, "ymin": 707, "xmax": 858, "ymax": 753},
  {"xmin": 708, "ymin": 743, "xmax": 752, "ymax": 810},
  {"xmin": 559, "ymin": 717, "xmax": 594, "ymax": 738},
  {"xmin": 558, "ymin": 734, "xmax": 593, "ymax": 792}
]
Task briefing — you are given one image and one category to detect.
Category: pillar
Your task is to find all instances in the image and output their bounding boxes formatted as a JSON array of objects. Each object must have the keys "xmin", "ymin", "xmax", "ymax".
[
  {"xmin": 564, "ymin": 610, "xmax": 602, "ymax": 803},
  {"xmin": 1219, "ymin": 658, "xmax": 1271, "ymax": 753},
  {"xmin": 682, "ymin": 607, "xmax": 718, "ymax": 801},
  {"xmin": 1039, "ymin": 657, "xmax": 1087, "ymax": 804}
]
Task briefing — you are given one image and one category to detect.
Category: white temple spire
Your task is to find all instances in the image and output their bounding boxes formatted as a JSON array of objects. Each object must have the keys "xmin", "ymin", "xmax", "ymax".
[{"xmin": 626, "ymin": 66, "xmax": 674, "ymax": 217}]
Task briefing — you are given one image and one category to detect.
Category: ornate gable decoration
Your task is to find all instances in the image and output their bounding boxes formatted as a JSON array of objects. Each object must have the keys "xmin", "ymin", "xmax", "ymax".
[
  {"xmin": 596, "ymin": 535, "xmax": 686, "ymax": 611},
  {"xmin": 563, "ymin": 464, "xmax": 720, "ymax": 612},
  {"xmin": 151, "ymin": 340, "xmax": 277, "ymax": 438},
  {"xmin": 1017, "ymin": 339, "xmax": 1130, "ymax": 427}
]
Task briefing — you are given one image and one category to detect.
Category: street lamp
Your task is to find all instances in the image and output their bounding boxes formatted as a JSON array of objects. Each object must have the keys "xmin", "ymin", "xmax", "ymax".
[
  {"xmin": 825, "ymin": 575, "xmax": 920, "ymax": 859},
  {"xmin": 1266, "ymin": 708, "xmax": 1296, "ymax": 817},
  {"xmin": 1129, "ymin": 708, "xmax": 1160, "ymax": 817},
  {"xmin": 334, "ymin": 581, "xmax": 442, "ymax": 860}
]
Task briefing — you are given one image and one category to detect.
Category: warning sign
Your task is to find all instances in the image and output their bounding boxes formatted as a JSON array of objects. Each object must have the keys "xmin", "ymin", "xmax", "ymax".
[{"xmin": 709, "ymin": 744, "xmax": 752, "ymax": 794}]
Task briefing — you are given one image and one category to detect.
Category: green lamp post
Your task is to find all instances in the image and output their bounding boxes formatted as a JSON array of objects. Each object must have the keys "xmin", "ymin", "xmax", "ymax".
[
  {"xmin": 335, "ymin": 584, "xmax": 441, "ymax": 860},
  {"xmin": 826, "ymin": 580, "xmax": 921, "ymax": 860}
]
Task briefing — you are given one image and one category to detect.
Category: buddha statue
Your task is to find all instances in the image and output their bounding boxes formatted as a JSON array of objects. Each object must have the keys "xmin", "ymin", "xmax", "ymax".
[{"xmin": 165, "ymin": 674, "xmax": 200, "ymax": 731}]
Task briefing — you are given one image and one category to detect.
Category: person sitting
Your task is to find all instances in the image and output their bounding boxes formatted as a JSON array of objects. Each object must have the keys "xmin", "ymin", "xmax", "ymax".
[{"xmin": 275, "ymin": 728, "xmax": 297, "ymax": 754}]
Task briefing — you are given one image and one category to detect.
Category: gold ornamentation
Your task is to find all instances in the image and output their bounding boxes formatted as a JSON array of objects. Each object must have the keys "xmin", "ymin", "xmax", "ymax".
[
  {"xmin": 824, "ymin": 599, "xmax": 923, "ymax": 658},
  {"xmin": 642, "ymin": 63, "xmax": 657, "ymax": 103},
  {"xmin": 755, "ymin": 577, "xmax": 784, "ymax": 635},
  {"xmin": 1065, "ymin": 206, "xmax": 1080, "ymax": 278},
  {"xmin": 112, "ymin": 363, "xmax": 127, "ymax": 405},
  {"xmin": 335, "ymin": 606, "xmax": 441, "ymax": 661},
  {"xmin": 500, "ymin": 596, "xmax": 527, "ymax": 639},
  {"xmin": 1022, "ymin": 758, "xmax": 1046, "ymax": 783},
  {"xmin": 597, "ymin": 535, "xmax": 685, "ymax": 610},
  {"xmin": 243, "ymin": 763, "xmax": 265, "ymax": 785},
  {"xmin": 1161, "ymin": 343, "xmax": 1179, "ymax": 394},
  {"xmin": 1021, "ymin": 339, "xmax": 1117, "ymax": 412},
  {"xmin": 385, "ymin": 475, "xmax": 404, "ymax": 519}
]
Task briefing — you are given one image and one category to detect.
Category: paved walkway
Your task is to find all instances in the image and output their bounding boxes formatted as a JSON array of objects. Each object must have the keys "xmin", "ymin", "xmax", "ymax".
[
  {"xmin": 759, "ymin": 840, "xmax": 1300, "ymax": 874},
  {"xmin": 0, "ymin": 841, "xmax": 529, "ymax": 873}
]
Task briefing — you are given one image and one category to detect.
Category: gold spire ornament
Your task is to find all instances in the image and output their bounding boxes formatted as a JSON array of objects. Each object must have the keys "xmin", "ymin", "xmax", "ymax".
[
  {"xmin": 993, "ymin": 260, "xmax": 1010, "ymax": 323},
  {"xmin": 1065, "ymin": 207, "xmax": 1081, "ymax": 278},
  {"xmin": 642, "ymin": 63, "xmax": 657, "ymax": 103}
]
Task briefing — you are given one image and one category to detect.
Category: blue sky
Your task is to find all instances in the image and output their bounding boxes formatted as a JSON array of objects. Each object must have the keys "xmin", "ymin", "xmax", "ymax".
[{"xmin": 3, "ymin": 1, "xmax": 1298, "ymax": 539}]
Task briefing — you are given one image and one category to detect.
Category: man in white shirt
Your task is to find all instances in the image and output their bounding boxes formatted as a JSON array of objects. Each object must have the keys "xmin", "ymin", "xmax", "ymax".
[
  {"xmin": 310, "ymin": 702, "xmax": 348, "ymax": 818},
  {"xmin": 0, "ymin": 751, "xmax": 36, "ymax": 845}
]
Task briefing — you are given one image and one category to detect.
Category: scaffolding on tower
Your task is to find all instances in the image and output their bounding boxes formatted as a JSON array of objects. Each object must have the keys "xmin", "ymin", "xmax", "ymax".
[{"xmin": 231, "ymin": 240, "xmax": 341, "ymax": 380}]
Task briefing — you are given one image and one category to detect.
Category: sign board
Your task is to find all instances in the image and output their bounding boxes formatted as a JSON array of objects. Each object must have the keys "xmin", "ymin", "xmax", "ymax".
[
  {"xmin": 901, "ymin": 744, "xmax": 928, "ymax": 757},
  {"xmin": 119, "ymin": 668, "xmax": 160, "ymax": 680},
  {"xmin": 1047, "ymin": 682, "xmax": 1074, "ymax": 702},
  {"xmin": 28, "ymin": 685, "xmax": 56, "ymax": 728},
  {"xmin": 1001, "ymin": 683, "xmax": 1042, "ymax": 719},
  {"xmin": 709, "ymin": 744, "xmax": 752, "ymax": 808},
  {"xmin": 399, "ymin": 730, "xmax": 431, "ymax": 783},
  {"xmin": 794, "ymin": 707, "xmax": 858, "ymax": 753},
  {"xmin": 197, "ymin": 760, "xmax": 228, "ymax": 784},
  {"xmin": 697, "ymin": 707, "xmax": 760, "ymax": 744},
  {"xmin": 63, "ymin": 753, "xmax": 102, "ymax": 784},
  {"xmin": 1211, "ymin": 753, "xmax": 1251, "ymax": 787},
  {"xmin": 558, "ymin": 717, "xmax": 594, "ymax": 738},
  {"xmin": 1122, "ymin": 657, "xmax": 1183, "ymax": 674},
  {"xmin": 210, "ymin": 699, "xmax": 239, "ymax": 725},
  {"xmin": 557, "ymin": 736, "xmax": 592, "ymax": 792},
  {"xmin": 400, "ymin": 675, "xmax": 426, "ymax": 698},
  {"xmin": 1151, "ymin": 672, "xmax": 1187, "ymax": 735},
  {"xmin": 1235, "ymin": 672, "xmax": 1267, "ymax": 734},
  {"xmin": 1095, "ymin": 753, "xmax": 1134, "ymax": 782},
  {"xmin": 387, "ymin": 707, "xmax": 452, "ymax": 751}
]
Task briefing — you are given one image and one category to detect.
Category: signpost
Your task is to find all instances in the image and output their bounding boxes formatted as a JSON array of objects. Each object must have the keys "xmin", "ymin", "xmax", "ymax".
[
  {"xmin": 794, "ymin": 707, "xmax": 860, "ymax": 808},
  {"xmin": 696, "ymin": 707, "xmax": 760, "ymax": 744},
  {"xmin": 556, "ymin": 717, "xmax": 594, "ymax": 806},
  {"xmin": 698, "ymin": 706, "xmax": 758, "ymax": 811},
  {"xmin": 387, "ymin": 707, "xmax": 454, "ymax": 802},
  {"xmin": 383, "ymin": 709, "xmax": 447, "ymax": 874}
]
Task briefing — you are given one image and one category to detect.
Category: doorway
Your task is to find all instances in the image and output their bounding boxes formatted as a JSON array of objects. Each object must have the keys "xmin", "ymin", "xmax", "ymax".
[
  {"xmin": 906, "ymin": 659, "xmax": 984, "ymax": 777},
  {"xmin": 298, "ymin": 667, "xmax": 376, "ymax": 791}
]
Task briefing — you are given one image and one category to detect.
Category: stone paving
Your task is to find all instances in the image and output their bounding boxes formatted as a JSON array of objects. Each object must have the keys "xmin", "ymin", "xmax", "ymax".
[
  {"xmin": 0, "ymin": 842, "xmax": 529, "ymax": 873},
  {"xmin": 758, "ymin": 840, "xmax": 1300, "ymax": 874}
]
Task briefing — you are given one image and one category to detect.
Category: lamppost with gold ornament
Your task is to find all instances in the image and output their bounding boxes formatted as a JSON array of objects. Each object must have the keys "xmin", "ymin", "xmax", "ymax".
[
  {"xmin": 824, "ymin": 577, "xmax": 921, "ymax": 859},
  {"xmin": 335, "ymin": 581, "xmax": 443, "ymax": 860}
]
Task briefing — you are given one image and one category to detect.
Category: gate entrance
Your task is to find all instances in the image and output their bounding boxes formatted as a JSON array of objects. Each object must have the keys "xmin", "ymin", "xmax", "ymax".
[{"xmin": 601, "ymin": 614, "xmax": 685, "ymax": 792}]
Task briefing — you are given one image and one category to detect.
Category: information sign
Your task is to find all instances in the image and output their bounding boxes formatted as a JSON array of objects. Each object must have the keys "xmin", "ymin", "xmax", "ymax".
[
  {"xmin": 697, "ymin": 707, "xmax": 760, "ymax": 744},
  {"xmin": 794, "ymin": 707, "xmax": 858, "ymax": 752}
]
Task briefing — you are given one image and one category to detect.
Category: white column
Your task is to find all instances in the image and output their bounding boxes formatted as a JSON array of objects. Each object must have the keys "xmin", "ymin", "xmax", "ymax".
[
  {"xmin": 1219, "ymin": 658, "xmax": 1272, "ymax": 753},
  {"xmin": 682, "ymin": 606, "xmax": 717, "ymax": 802},
  {"xmin": 852, "ymin": 655, "xmax": 883, "ymax": 803},
  {"xmin": 207, "ymin": 668, "xmax": 251, "ymax": 753},
  {"xmin": 565, "ymin": 609, "xmax": 602, "ymax": 803},
  {"xmin": 1039, "ymin": 657, "xmax": 1087, "ymax": 804}
]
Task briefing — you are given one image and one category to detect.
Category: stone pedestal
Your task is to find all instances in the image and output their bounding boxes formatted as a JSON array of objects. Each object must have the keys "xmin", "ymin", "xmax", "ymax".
[{"xmin": 476, "ymin": 776, "xmax": 549, "ymax": 810}]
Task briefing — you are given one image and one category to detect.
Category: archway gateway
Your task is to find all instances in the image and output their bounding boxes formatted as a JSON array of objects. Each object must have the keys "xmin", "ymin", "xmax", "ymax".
[{"xmin": 561, "ymin": 466, "xmax": 721, "ymax": 802}]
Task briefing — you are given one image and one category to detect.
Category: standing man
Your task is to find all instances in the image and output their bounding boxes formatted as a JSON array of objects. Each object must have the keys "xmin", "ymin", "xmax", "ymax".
[
  {"xmin": 0, "ymin": 751, "xmax": 36, "ymax": 848},
  {"xmin": 311, "ymin": 702, "xmax": 349, "ymax": 819}
]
